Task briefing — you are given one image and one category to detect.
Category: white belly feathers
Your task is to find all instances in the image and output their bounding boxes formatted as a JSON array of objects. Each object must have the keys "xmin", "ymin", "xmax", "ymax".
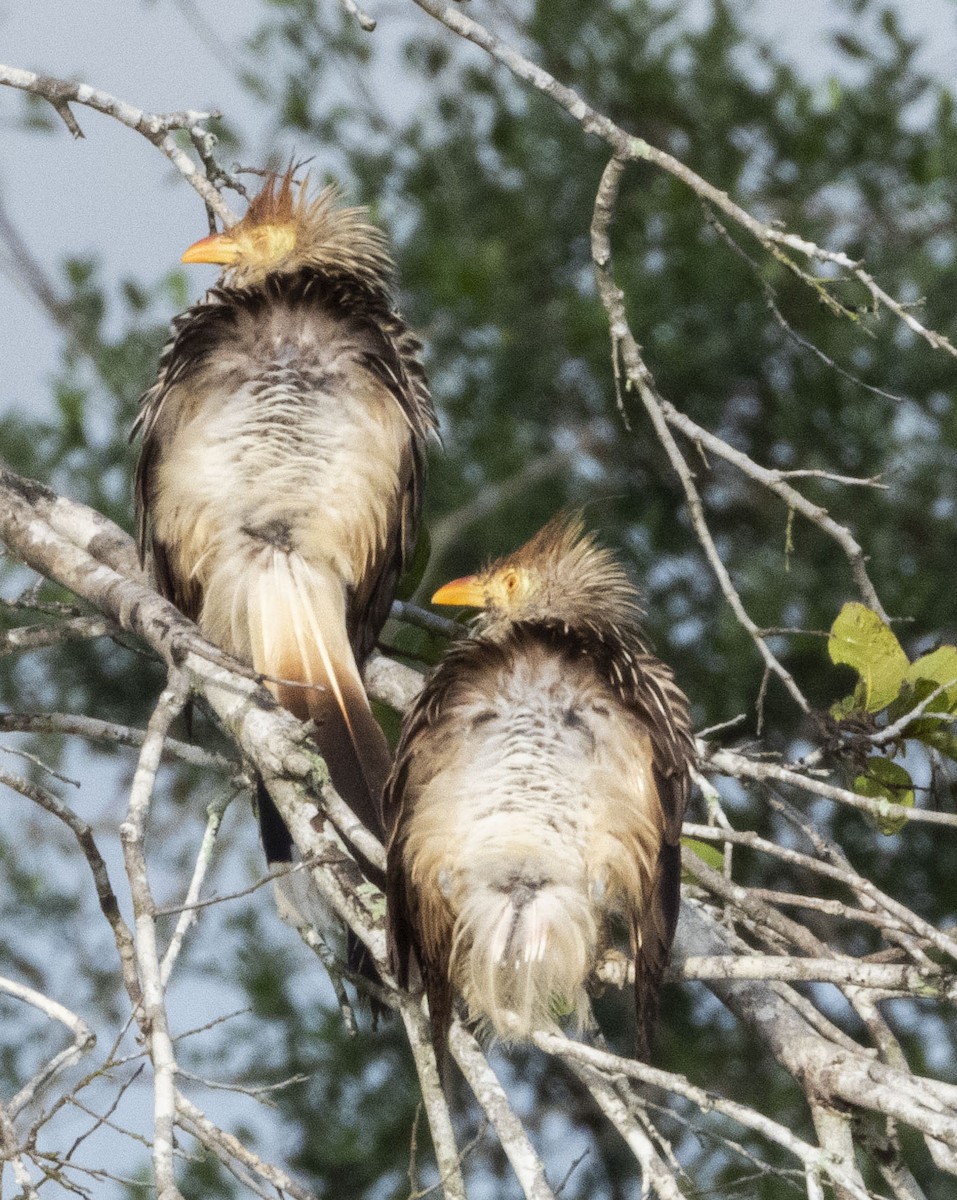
[
  {"xmin": 153, "ymin": 344, "xmax": 408, "ymax": 658},
  {"xmin": 402, "ymin": 646, "xmax": 662, "ymax": 1038}
]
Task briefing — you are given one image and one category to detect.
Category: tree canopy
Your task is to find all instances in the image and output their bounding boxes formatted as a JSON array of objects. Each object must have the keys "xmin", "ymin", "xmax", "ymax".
[{"xmin": 1, "ymin": 2, "xmax": 955, "ymax": 1198}]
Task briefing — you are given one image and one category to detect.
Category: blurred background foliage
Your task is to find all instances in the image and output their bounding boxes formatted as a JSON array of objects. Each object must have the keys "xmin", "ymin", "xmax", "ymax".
[{"xmin": 1, "ymin": 0, "xmax": 956, "ymax": 1196}]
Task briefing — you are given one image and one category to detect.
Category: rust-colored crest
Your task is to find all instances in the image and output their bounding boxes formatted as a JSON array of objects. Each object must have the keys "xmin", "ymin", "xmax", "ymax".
[
  {"xmin": 189, "ymin": 166, "xmax": 393, "ymax": 287},
  {"xmin": 240, "ymin": 166, "xmax": 299, "ymax": 229}
]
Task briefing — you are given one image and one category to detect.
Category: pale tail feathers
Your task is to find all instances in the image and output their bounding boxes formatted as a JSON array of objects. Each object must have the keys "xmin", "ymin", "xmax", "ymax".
[
  {"xmin": 243, "ymin": 549, "xmax": 390, "ymax": 842},
  {"xmin": 451, "ymin": 875, "xmax": 597, "ymax": 1041}
]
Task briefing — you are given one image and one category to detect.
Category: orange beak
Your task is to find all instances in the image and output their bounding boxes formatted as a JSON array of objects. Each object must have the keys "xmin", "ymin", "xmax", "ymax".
[
  {"xmin": 431, "ymin": 575, "xmax": 487, "ymax": 608},
  {"xmin": 181, "ymin": 230, "xmax": 241, "ymax": 265}
]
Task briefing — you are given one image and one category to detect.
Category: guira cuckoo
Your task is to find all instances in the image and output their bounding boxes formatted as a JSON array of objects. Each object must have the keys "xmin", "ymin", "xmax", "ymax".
[
  {"xmin": 384, "ymin": 515, "xmax": 694, "ymax": 1051},
  {"xmin": 134, "ymin": 171, "xmax": 435, "ymax": 900}
]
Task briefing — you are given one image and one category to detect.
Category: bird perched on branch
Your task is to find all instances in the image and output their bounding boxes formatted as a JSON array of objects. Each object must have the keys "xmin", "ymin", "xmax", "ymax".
[
  {"xmin": 134, "ymin": 169, "xmax": 435, "ymax": 906},
  {"xmin": 385, "ymin": 515, "xmax": 694, "ymax": 1052}
]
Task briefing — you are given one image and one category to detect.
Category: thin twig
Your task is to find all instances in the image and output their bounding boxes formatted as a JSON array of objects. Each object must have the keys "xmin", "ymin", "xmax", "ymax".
[
  {"xmin": 0, "ymin": 710, "xmax": 239, "ymax": 773},
  {"xmin": 0, "ymin": 64, "xmax": 235, "ymax": 223},
  {"xmin": 338, "ymin": 0, "xmax": 377, "ymax": 32},
  {"xmin": 0, "ymin": 1099, "xmax": 41, "ymax": 1199},
  {"xmin": 706, "ymin": 743, "xmax": 957, "ymax": 830},
  {"xmin": 398, "ymin": 997, "xmax": 467, "ymax": 1200},
  {"xmin": 160, "ymin": 791, "xmax": 235, "ymax": 986},
  {"xmin": 590, "ymin": 155, "xmax": 811, "ymax": 713},
  {"xmin": 535, "ymin": 1033, "xmax": 871, "ymax": 1200},
  {"xmin": 119, "ymin": 671, "xmax": 191, "ymax": 1200},
  {"xmin": 659, "ymin": 399, "xmax": 887, "ymax": 619},
  {"xmin": 406, "ymin": 0, "xmax": 957, "ymax": 358},
  {"xmin": 450, "ymin": 1021, "xmax": 556, "ymax": 1199},
  {"xmin": 0, "ymin": 977, "xmax": 96, "ymax": 1118},
  {"xmin": 175, "ymin": 1091, "xmax": 318, "ymax": 1200}
]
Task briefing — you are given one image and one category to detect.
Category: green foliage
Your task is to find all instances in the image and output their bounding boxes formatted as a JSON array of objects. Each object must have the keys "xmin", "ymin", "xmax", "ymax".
[
  {"xmin": 222, "ymin": 920, "xmax": 422, "ymax": 1198},
  {"xmin": 905, "ymin": 646, "xmax": 957, "ymax": 712},
  {"xmin": 233, "ymin": 3, "xmax": 957, "ymax": 1189},
  {"xmin": 828, "ymin": 601, "xmax": 909, "ymax": 713},
  {"xmin": 15, "ymin": 91, "xmax": 59, "ymax": 133},
  {"xmin": 854, "ymin": 757, "xmax": 915, "ymax": 834},
  {"xmin": 395, "ymin": 525, "xmax": 432, "ymax": 601},
  {"xmin": 828, "ymin": 601, "xmax": 957, "ymax": 834},
  {"xmin": 681, "ymin": 837, "xmax": 724, "ymax": 872},
  {"xmin": 0, "ymin": 261, "xmax": 181, "ymax": 531},
  {"xmin": 3, "ymin": 1, "xmax": 957, "ymax": 1197}
]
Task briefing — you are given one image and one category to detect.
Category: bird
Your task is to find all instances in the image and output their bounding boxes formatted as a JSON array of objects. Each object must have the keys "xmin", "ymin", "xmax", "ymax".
[
  {"xmin": 133, "ymin": 168, "xmax": 436, "ymax": 922},
  {"xmin": 384, "ymin": 514, "xmax": 694, "ymax": 1053}
]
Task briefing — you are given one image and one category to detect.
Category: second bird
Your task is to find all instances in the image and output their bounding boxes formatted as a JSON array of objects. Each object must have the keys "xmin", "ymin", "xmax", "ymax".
[
  {"xmin": 385, "ymin": 515, "xmax": 695, "ymax": 1052},
  {"xmin": 134, "ymin": 170, "xmax": 435, "ymax": 872}
]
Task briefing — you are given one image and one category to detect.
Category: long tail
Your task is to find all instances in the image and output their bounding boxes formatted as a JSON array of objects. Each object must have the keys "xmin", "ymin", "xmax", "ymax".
[
  {"xmin": 243, "ymin": 549, "xmax": 391, "ymax": 859},
  {"xmin": 633, "ymin": 839, "xmax": 682, "ymax": 1060},
  {"xmin": 199, "ymin": 543, "xmax": 389, "ymax": 1015},
  {"xmin": 451, "ymin": 858, "xmax": 597, "ymax": 1041}
]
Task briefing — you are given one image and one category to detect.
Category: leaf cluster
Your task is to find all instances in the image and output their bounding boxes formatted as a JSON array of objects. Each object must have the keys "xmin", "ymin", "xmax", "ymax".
[{"xmin": 829, "ymin": 601, "xmax": 957, "ymax": 831}]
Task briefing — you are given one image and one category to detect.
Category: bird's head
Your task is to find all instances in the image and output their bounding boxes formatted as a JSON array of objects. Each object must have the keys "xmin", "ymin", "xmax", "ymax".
[
  {"xmin": 432, "ymin": 513, "xmax": 644, "ymax": 635},
  {"xmin": 181, "ymin": 168, "xmax": 393, "ymax": 289}
]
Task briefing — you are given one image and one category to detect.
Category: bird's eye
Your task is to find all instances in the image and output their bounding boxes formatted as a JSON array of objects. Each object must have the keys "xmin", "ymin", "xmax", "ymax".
[{"xmin": 503, "ymin": 570, "xmax": 519, "ymax": 594}]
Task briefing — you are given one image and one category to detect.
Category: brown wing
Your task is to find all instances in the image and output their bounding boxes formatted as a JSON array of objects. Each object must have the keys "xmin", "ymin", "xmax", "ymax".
[
  {"xmin": 345, "ymin": 314, "xmax": 435, "ymax": 664},
  {"xmin": 506, "ymin": 617, "xmax": 692, "ymax": 1053},
  {"xmin": 383, "ymin": 642, "xmax": 483, "ymax": 1052},
  {"xmin": 620, "ymin": 650, "xmax": 694, "ymax": 1056},
  {"xmin": 132, "ymin": 312, "xmax": 207, "ymax": 622},
  {"xmin": 132, "ymin": 289, "xmax": 252, "ymax": 617},
  {"xmin": 383, "ymin": 691, "xmax": 454, "ymax": 1050},
  {"xmin": 561, "ymin": 618, "xmax": 694, "ymax": 1055},
  {"xmin": 136, "ymin": 269, "xmax": 435, "ymax": 655}
]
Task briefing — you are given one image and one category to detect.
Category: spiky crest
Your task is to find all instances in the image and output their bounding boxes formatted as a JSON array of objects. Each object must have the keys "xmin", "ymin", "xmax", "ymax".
[
  {"xmin": 472, "ymin": 511, "xmax": 646, "ymax": 638},
  {"xmin": 201, "ymin": 168, "xmax": 394, "ymax": 289}
]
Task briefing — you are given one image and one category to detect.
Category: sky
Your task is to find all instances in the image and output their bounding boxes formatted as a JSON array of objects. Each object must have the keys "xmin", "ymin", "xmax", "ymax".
[{"xmin": 0, "ymin": 0, "xmax": 267, "ymax": 411}]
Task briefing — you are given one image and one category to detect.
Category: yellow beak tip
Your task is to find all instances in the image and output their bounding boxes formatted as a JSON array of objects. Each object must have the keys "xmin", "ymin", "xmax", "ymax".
[
  {"xmin": 431, "ymin": 576, "xmax": 485, "ymax": 608},
  {"xmin": 180, "ymin": 232, "xmax": 238, "ymax": 266}
]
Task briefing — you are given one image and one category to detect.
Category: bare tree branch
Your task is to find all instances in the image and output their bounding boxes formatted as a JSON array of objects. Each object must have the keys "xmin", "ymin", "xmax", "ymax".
[
  {"xmin": 0, "ymin": 710, "xmax": 239, "ymax": 774},
  {"xmin": 450, "ymin": 1022, "xmax": 556, "ymax": 1200},
  {"xmin": 337, "ymin": 0, "xmax": 377, "ymax": 33},
  {"xmin": 0, "ymin": 976, "xmax": 95, "ymax": 1118},
  {"xmin": 120, "ymin": 670, "xmax": 190, "ymax": 1200},
  {"xmin": 590, "ymin": 156, "xmax": 811, "ymax": 716},
  {"xmin": 405, "ymin": 0, "xmax": 957, "ymax": 358},
  {"xmin": 399, "ymin": 998, "xmax": 468, "ymax": 1200},
  {"xmin": 1, "ymin": 27, "xmax": 954, "ymax": 1186},
  {"xmin": 0, "ymin": 1098, "xmax": 41, "ymax": 1200},
  {"xmin": 0, "ymin": 64, "xmax": 236, "ymax": 223},
  {"xmin": 4, "ymin": 463, "xmax": 954, "ymax": 1194}
]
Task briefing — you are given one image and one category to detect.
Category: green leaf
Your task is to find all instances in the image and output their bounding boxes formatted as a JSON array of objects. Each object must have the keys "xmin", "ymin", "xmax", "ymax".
[
  {"xmin": 904, "ymin": 646, "xmax": 957, "ymax": 712},
  {"xmin": 917, "ymin": 727, "xmax": 957, "ymax": 763},
  {"xmin": 829, "ymin": 694, "xmax": 859, "ymax": 720},
  {"xmin": 854, "ymin": 758, "xmax": 915, "ymax": 835},
  {"xmin": 834, "ymin": 32, "xmax": 869, "ymax": 59},
  {"xmin": 828, "ymin": 602, "xmax": 908, "ymax": 712},
  {"xmin": 825, "ymin": 77, "xmax": 843, "ymax": 112},
  {"xmin": 164, "ymin": 269, "xmax": 190, "ymax": 312},
  {"xmin": 681, "ymin": 838, "xmax": 724, "ymax": 871}
]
